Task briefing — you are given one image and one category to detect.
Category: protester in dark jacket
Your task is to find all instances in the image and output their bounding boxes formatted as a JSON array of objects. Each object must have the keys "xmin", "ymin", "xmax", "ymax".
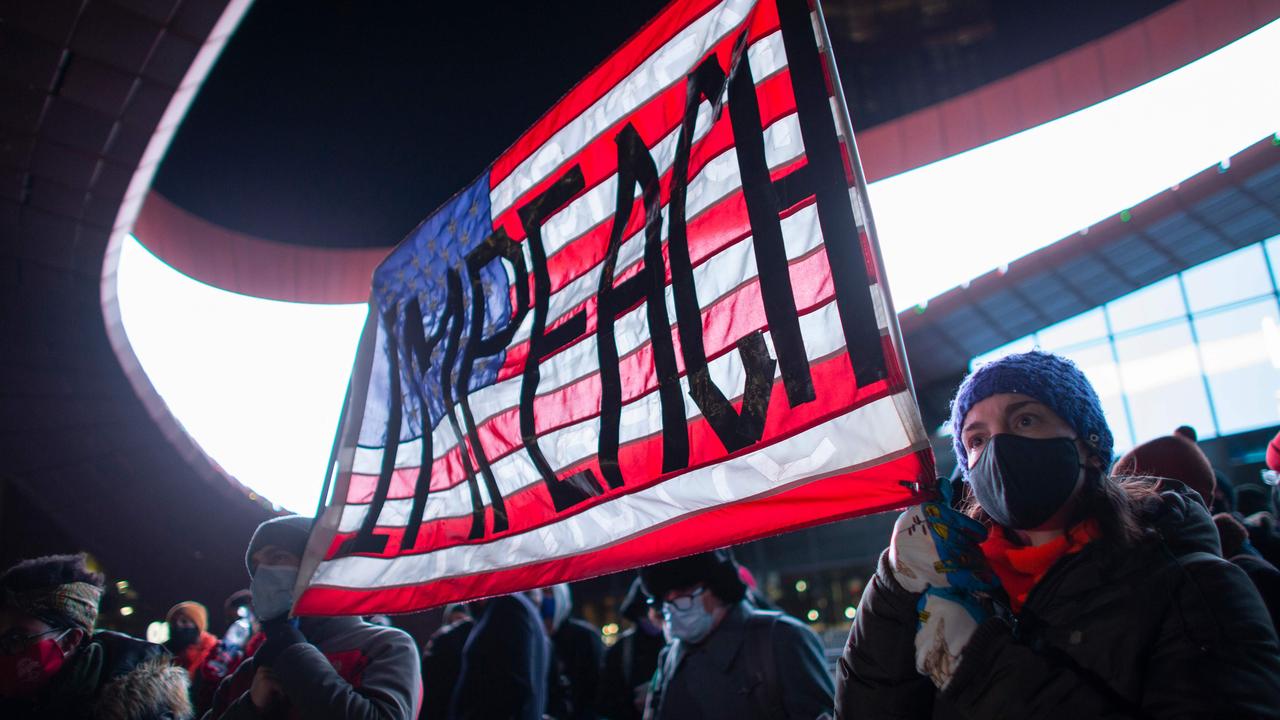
[
  {"xmin": 538, "ymin": 583, "xmax": 604, "ymax": 720},
  {"xmin": 641, "ymin": 550, "xmax": 833, "ymax": 720},
  {"xmin": 1214, "ymin": 511, "xmax": 1280, "ymax": 631},
  {"xmin": 0, "ymin": 553, "xmax": 192, "ymax": 719},
  {"xmin": 420, "ymin": 604, "xmax": 473, "ymax": 720},
  {"xmin": 838, "ymin": 351, "xmax": 1280, "ymax": 719},
  {"xmin": 204, "ymin": 515, "xmax": 421, "ymax": 720},
  {"xmin": 449, "ymin": 593, "xmax": 549, "ymax": 720},
  {"xmin": 598, "ymin": 578, "xmax": 664, "ymax": 720}
]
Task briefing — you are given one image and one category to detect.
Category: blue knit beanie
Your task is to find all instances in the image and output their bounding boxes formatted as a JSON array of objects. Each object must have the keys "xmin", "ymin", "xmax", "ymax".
[{"xmin": 949, "ymin": 350, "xmax": 1113, "ymax": 474}]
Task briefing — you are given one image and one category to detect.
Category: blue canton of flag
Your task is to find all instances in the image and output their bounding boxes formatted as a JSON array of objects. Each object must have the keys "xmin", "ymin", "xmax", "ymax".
[{"xmin": 370, "ymin": 172, "xmax": 511, "ymax": 441}]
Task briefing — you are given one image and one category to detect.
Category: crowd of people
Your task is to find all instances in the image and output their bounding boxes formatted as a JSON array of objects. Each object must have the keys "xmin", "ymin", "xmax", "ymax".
[{"xmin": 3, "ymin": 349, "xmax": 1280, "ymax": 719}]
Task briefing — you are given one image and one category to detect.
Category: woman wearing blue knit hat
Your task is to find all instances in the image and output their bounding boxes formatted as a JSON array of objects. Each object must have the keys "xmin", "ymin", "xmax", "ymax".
[{"xmin": 836, "ymin": 350, "xmax": 1280, "ymax": 719}]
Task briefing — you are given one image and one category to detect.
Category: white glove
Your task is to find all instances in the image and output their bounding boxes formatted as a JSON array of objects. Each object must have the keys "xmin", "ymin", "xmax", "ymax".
[
  {"xmin": 888, "ymin": 482, "xmax": 992, "ymax": 594},
  {"xmin": 914, "ymin": 587, "xmax": 989, "ymax": 689}
]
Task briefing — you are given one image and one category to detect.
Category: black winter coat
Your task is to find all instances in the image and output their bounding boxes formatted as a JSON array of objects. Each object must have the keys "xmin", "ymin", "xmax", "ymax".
[
  {"xmin": 837, "ymin": 483, "xmax": 1280, "ymax": 719},
  {"xmin": 1, "ymin": 631, "xmax": 192, "ymax": 720},
  {"xmin": 598, "ymin": 624, "xmax": 664, "ymax": 720},
  {"xmin": 550, "ymin": 617, "xmax": 605, "ymax": 719},
  {"xmin": 421, "ymin": 619, "xmax": 473, "ymax": 720},
  {"xmin": 450, "ymin": 594, "xmax": 549, "ymax": 720}
]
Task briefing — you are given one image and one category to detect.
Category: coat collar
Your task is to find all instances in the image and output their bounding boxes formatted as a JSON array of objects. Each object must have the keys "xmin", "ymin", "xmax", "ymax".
[{"xmin": 685, "ymin": 600, "xmax": 751, "ymax": 673}]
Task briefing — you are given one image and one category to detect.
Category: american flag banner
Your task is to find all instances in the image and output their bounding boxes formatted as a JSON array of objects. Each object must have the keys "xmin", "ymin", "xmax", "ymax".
[{"xmin": 295, "ymin": 0, "xmax": 934, "ymax": 615}]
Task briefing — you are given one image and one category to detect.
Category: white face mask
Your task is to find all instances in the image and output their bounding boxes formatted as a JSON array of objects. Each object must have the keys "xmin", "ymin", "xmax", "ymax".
[
  {"xmin": 662, "ymin": 588, "xmax": 717, "ymax": 644},
  {"xmin": 251, "ymin": 565, "xmax": 299, "ymax": 621}
]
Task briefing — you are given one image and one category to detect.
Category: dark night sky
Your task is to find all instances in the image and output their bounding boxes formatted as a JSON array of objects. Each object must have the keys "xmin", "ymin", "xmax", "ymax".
[{"xmin": 154, "ymin": 0, "xmax": 1173, "ymax": 250}]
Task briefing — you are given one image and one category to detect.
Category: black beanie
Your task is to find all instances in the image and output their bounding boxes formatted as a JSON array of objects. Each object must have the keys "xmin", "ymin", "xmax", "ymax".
[
  {"xmin": 639, "ymin": 549, "xmax": 746, "ymax": 604},
  {"xmin": 620, "ymin": 576, "xmax": 650, "ymax": 623},
  {"xmin": 245, "ymin": 515, "xmax": 313, "ymax": 577}
]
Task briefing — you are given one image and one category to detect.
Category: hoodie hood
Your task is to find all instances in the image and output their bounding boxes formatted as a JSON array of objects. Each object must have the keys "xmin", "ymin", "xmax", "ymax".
[{"xmin": 1133, "ymin": 478, "xmax": 1222, "ymax": 558}]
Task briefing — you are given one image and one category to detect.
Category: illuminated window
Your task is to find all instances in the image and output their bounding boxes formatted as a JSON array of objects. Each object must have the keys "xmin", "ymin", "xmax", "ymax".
[
  {"xmin": 970, "ymin": 235, "xmax": 1280, "ymax": 453},
  {"xmin": 1182, "ymin": 245, "xmax": 1271, "ymax": 312},
  {"xmin": 1195, "ymin": 299, "xmax": 1280, "ymax": 434},
  {"xmin": 1113, "ymin": 319, "xmax": 1214, "ymax": 443},
  {"xmin": 1105, "ymin": 277, "xmax": 1183, "ymax": 335},
  {"xmin": 1036, "ymin": 309, "xmax": 1108, "ymax": 353}
]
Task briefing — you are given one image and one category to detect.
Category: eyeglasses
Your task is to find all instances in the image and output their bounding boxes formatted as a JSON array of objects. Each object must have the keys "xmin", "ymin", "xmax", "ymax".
[
  {"xmin": 0, "ymin": 628, "xmax": 67, "ymax": 655},
  {"xmin": 659, "ymin": 586, "xmax": 706, "ymax": 611}
]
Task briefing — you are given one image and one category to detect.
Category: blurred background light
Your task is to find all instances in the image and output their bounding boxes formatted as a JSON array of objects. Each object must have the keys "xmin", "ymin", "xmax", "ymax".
[{"xmin": 115, "ymin": 235, "xmax": 367, "ymax": 514}]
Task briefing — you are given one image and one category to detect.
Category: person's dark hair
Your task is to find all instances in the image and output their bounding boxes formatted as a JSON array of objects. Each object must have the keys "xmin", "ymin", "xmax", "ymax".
[
  {"xmin": 1173, "ymin": 425, "xmax": 1198, "ymax": 442},
  {"xmin": 619, "ymin": 577, "xmax": 650, "ymax": 623},
  {"xmin": 963, "ymin": 467, "xmax": 1154, "ymax": 547},
  {"xmin": 0, "ymin": 553, "xmax": 104, "ymax": 596}
]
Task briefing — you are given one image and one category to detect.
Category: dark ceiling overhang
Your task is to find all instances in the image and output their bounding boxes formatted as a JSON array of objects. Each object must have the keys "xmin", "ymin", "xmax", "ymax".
[
  {"xmin": 0, "ymin": 0, "xmax": 266, "ymax": 614},
  {"xmin": 126, "ymin": 0, "xmax": 1278, "ymax": 302}
]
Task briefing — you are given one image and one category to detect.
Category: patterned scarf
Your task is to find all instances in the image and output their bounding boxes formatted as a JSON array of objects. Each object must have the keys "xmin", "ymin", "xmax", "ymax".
[{"xmin": 5, "ymin": 581, "xmax": 102, "ymax": 632}]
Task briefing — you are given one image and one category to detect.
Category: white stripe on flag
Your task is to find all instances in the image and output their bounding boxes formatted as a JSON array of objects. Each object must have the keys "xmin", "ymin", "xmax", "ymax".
[
  {"xmin": 354, "ymin": 198, "xmax": 830, "ymax": 476},
  {"xmin": 489, "ymin": 0, "xmax": 759, "ymax": 217},
  {"xmin": 316, "ymin": 390, "xmax": 917, "ymax": 589},
  {"xmin": 341, "ymin": 297, "xmax": 851, "ymax": 530}
]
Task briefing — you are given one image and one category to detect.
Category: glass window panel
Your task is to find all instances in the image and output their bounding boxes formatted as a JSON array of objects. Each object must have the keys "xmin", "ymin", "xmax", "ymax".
[
  {"xmin": 970, "ymin": 335, "xmax": 1037, "ymax": 371},
  {"xmin": 1037, "ymin": 309, "xmax": 1108, "ymax": 352},
  {"xmin": 1106, "ymin": 276, "xmax": 1183, "ymax": 335},
  {"xmin": 1181, "ymin": 244, "xmax": 1271, "ymax": 312},
  {"xmin": 1194, "ymin": 298, "xmax": 1280, "ymax": 435},
  {"xmin": 1267, "ymin": 235, "xmax": 1280, "ymax": 292},
  {"xmin": 1113, "ymin": 318, "xmax": 1215, "ymax": 444},
  {"xmin": 1054, "ymin": 340, "xmax": 1135, "ymax": 453}
]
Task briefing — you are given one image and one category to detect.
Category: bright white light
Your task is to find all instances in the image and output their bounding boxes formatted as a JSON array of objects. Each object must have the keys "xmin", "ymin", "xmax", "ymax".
[
  {"xmin": 146, "ymin": 621, "xmax": 169, "ymax": 644},
  {"xmin": 870, "ymin": 18, "xmax": 1280, "ymax": 310},
  {"xmin": 112, "ymin": 19, "xmax": 1279, "ymax": 513},
  {"xmin": 115, "ymin": 236, "xmax": 368, "ymax": 514}
]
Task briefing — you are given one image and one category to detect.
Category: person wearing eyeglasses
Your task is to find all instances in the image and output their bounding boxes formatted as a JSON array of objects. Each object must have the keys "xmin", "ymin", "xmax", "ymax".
[
  {"xmin": 638, "ymin": 549, "xmax": 833, "ymax": 720},
  {"xmin": 0, "ymin": 552, "xmax": 192, "ymax": 719}
]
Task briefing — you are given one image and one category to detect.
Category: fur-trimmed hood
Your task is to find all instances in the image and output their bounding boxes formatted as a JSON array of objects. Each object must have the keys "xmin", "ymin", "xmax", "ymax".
[
  {"xmin": 94, "ymin": 651, "xmax": 192, "ymax": 720},
  {"xmin": 1, "ymin": 631, "xmax": 192, "ymax": 720}
]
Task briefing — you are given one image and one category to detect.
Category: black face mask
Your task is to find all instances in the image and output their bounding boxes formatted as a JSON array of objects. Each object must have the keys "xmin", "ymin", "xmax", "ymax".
[
  {"xmin": 967, "ymin": 434, "xmax": 1082, "ymax": 529},
  {"xmin": 166, "ymin": 625, "xmax": 200, "ymax": 651}
]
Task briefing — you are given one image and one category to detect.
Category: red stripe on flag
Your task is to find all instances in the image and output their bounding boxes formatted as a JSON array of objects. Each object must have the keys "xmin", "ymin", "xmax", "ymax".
[
  {"xmin": 490, "ymin": 24, "xmax": 792, "ymax": 248},
  {"xmin": 490, "ymin": 0, "xmax": 781, "ymax": 191},
  {"xmin": 298, "ymin": 449, "xmax": 932, "ymax": 615},
  {"xmin": 495, "ymin": 149, "xmax": 810, "ymax": 384},
  {"xmin": 496, "ymin": 67, "xmax": 801, "ymax": 331},
  {"xmin": 333, "ymin": 346, "xmax": 894, "ymax": 558},
  {"xmin": 346, "ymin": 237, "xmax": 834, "ymax": 505}
]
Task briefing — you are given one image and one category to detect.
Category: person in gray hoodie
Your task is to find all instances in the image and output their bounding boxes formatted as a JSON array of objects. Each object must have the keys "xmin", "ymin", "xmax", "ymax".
[{"xmin": 204, "ymin": 515, "xmax": 421, "ymax": 720}]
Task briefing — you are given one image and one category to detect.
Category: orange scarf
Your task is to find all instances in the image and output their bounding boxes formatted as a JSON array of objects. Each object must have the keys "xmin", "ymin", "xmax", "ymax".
[
  {"xmin": 980, "ymin": 521, "xmax": 1099, "ymax": 612},
  {"xmin": 177, "ymin": 631, "xmax": 219, "ymax": 678}
]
